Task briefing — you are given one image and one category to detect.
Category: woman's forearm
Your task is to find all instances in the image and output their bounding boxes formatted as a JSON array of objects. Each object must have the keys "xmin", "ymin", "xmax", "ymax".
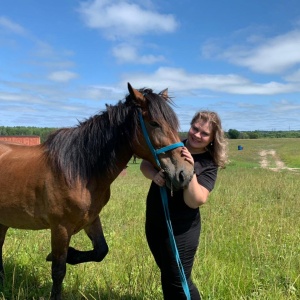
[
  {"xmin": 140, "ymin": 160, "xmax": 157, "ymax": 181},
  {"xmin": 183, "ymin": 174, "xmax": 210, "ymax": 208}
]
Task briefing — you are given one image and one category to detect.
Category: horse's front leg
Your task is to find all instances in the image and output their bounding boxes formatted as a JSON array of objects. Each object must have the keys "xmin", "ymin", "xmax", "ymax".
[
  {"xmin": 66, "ymin": 216, "xmax": 109, "ymax": 265},
  {"xmin": 49, "ymin": 225, "xmax": 71, "ymax": 300},
  {"xmin": 0, "ymin": 224, "xmax": 8, "ymax": 284}
]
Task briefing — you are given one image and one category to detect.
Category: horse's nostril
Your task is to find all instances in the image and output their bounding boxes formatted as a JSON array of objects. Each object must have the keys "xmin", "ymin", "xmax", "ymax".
[{"xmin": 179, "ymin": 170, "xmax": 185, "ymax": 183}]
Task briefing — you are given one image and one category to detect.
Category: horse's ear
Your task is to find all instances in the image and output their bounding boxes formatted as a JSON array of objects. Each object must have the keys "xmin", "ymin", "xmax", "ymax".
[
  {"xmin": 128, "ymin": 82, "xmax": 147, "ymax": 108},
  {"xmin": 160, "ymin": 88, "xmax": 168, "ymax": 100}
]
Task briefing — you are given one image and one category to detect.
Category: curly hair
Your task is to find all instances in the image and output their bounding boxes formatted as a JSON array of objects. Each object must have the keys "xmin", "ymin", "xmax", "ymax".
[{"xmin": 190, "ymin": 110, "xmax": 228, "ymax": 168}]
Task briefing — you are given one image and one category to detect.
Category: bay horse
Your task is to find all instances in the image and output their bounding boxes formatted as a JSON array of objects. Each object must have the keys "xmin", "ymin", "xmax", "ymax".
[{"xmin": 0, "ymin": 83, "xmax": 194, "ymax": 299}]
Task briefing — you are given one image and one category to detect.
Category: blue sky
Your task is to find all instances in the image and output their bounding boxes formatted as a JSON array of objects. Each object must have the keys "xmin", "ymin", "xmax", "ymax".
[{"xmin": 1, "ymin": 0, "xmax": 300, "ymax": 132}]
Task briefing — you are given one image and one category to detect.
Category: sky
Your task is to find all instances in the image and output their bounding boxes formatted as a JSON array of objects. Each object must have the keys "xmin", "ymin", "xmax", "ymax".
[{"xmin": 1, "ymin": 0, "xmax": 300, "ymax": 132}]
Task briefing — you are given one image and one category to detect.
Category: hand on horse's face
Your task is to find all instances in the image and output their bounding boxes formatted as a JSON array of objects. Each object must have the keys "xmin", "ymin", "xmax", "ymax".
[
  {"xmin": 153, "ymin": 169, "xmax": 165, "ymax": 187},
  {"xmin": 180, "ymin": 147, "xmax": 194, "ymax": 167}
]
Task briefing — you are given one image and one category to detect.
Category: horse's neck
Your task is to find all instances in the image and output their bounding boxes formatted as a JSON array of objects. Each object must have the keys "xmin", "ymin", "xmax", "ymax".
[
  {"xmin": 100, "ymin": 110, "xmax": 136, "ymax": 180},
  {"xmin": 103, "ymin": 142, "xmax": 133, "ymax": 182}
]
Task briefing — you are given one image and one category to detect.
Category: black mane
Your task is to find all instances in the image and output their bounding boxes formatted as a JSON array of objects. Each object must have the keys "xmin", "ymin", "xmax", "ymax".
[{"xmin": 43, "ymin": 88, "xmax": 179, "ymax": 184}]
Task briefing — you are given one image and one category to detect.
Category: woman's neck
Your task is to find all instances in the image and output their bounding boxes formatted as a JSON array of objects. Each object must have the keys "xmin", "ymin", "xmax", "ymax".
[{"xmin": 185, "ymin": 140, "xmax": 207, "ymax": 155}]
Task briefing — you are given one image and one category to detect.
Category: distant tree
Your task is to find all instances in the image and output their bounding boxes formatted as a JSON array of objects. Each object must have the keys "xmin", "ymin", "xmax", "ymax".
[
  {"xmin": 248, "ymin": 131, "xmax": 259, "ymax": 139},
  {"xmin": 178, "ymin": 132, "xmax": 188, "ymax": 140},
  {"xmin": 227, "ymin": 129, "xmax": 240, "ymax": 139},
  {"xmin": 0, "ymin": 127, "xmax": 7, "ymax": 135},
  {"xmin": 238, "ymin": 132, "xmax": 249, "ymax": 139}
]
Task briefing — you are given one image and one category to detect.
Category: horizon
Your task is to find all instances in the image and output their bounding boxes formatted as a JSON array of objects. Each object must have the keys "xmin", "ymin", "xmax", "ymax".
[{"xmin": 1, "ymin": 124, "xmax": 300, "ymax": 134}]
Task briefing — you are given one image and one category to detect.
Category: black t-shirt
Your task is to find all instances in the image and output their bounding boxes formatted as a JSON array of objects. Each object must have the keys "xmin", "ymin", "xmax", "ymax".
[{"xmin": 146, "ymin": 151, "xmax": 218, "ymax": 228}]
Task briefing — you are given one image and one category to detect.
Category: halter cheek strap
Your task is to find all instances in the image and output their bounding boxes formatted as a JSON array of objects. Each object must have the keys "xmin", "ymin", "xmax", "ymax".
[{"xmin": 138, "ymin": 112, "xmax": 184, "ymax": 168}]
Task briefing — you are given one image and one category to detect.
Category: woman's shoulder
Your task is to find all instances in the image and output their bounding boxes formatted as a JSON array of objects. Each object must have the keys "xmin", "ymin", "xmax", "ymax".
[{"xmin": 193, "ymin": 152, "xmax": 217, "ymax": 178}]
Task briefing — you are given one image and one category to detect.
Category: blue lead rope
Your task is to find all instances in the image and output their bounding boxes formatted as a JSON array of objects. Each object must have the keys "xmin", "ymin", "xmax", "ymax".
[
  {"xmin": 138, "ymin": 112, "xmax": 191, "ymax": 300},
  {"xmin": 160, "ymin": 187, "xmax": 191, "ymax": 300}
]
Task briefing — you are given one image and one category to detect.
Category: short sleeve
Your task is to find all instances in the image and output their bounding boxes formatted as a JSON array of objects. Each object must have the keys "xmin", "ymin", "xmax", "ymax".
[{"xmin": 193, "ymin": 154, "xmax": 218, "ymax": 192}]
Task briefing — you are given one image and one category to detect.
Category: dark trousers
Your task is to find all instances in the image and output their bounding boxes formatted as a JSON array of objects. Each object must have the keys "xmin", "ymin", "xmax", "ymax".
[{"xmin": 145, "ymin": 213, "xmax": 201, "ymax": 300}]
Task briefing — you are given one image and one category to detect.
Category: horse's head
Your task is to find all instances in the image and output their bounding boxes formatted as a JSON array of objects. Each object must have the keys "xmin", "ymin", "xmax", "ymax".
[{"xmin": 127, "ymin": 83, "xmax": 194, "ymax": 190}]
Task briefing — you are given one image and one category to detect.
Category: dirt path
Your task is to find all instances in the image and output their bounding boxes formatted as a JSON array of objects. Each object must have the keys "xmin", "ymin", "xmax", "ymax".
[{"xmin": 259, "ymin": 150, "xmax": 299, "ymax": 172}]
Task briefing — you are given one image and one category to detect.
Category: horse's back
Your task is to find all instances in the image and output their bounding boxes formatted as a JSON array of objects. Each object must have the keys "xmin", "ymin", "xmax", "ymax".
[
  {"xmin": 0, "ymin": 140, "xmax": 41, "ymax": 157},
  {"xmin": 0, "ymin": 140, "xmax": 16, "ymax": 156},
  {"xmin": 0, "ymin": 141, "xmax": 44, "ymax": 173}
]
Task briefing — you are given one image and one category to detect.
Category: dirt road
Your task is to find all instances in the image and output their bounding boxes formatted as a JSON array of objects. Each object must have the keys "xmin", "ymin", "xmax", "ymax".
[{"xmin": 259, "ymin": 150, "xmax": 299, "ymax": 172}]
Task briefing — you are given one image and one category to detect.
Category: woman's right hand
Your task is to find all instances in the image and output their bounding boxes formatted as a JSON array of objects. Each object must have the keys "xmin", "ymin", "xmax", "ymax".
[
  {"xmin": 153, "ymin": 169, "xmax": 165, "ymax": 187},
  {"xmin": 140, "ymin": 160, "xmax": 166, "ymax": 187}
]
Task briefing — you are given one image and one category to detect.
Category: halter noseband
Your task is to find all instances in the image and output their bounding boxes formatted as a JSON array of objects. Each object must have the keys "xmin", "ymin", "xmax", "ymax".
[{"xmin": 138, "ymin": 112, "xmax": 184, "ymax": 168}]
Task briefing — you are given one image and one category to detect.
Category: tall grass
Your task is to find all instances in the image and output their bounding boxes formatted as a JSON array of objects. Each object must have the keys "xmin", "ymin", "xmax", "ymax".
[{"xmin": 1, "ymin": 138, "xmax": 300, "ymax": 299}]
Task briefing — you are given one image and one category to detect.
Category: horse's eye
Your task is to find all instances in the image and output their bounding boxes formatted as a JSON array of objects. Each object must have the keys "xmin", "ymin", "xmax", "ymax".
[{"xmin": 149, "ymin": 121, "xmax": 160, "ymax": 128}]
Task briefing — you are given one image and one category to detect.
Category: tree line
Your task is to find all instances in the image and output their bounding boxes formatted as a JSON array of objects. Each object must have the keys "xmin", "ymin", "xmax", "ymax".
[
  {"xmin": 0, "ymin": 126, "xmax": 299, "ymax": 143},
  {"xmin": 226, "ymin": 129, "xmax": 300, "ymax": 139},
  {"xmin": 180, "ymin": 129, "xmax": 300, "ymax": 140}
]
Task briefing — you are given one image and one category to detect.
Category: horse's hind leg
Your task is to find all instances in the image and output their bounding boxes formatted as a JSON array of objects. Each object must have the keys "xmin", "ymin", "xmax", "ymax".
[
  {"xmin": 66, "ymin": 216, "xmax": 108, "ymax": 265},
  {"xmin": 0, "ymin": 225, "xmax": 8, "ymax": 284}
]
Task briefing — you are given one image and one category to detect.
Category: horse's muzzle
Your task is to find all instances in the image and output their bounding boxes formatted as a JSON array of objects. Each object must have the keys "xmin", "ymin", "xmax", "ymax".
[{"xmin": 164, "ymin": 166, "xmax": 194, "ymax": 191}]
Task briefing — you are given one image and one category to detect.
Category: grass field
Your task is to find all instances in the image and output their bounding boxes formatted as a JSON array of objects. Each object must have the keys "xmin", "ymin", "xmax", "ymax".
[{"xmin": 1, "ymin": 138, "xmax": 300, "ymax": 299}]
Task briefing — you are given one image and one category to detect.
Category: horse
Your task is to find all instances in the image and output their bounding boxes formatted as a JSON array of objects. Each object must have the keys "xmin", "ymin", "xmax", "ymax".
[
  {"xmin": 0, "ymin": 83, "xmax": 194, "ymax": 299},
  {"xmin": 132, "ymin": 154, "xmax": 138, "ymax": 164}
]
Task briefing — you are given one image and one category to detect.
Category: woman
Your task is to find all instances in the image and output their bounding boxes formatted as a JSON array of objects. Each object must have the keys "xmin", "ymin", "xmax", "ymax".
[{"xmin": 140, "ymin": 110, "xmax": 228, "ymax": 299}]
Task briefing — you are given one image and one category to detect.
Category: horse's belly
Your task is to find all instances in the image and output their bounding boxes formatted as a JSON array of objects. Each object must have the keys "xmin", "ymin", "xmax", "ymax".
[
  {"xmin": 0, "ymin": 212, "xmax": 49, "ymax": 229},
  {"xmin": 0, "ymin": 176, "xmax": 50, "ymax": 229},
  {"xmin": 0, "ymin": 191, "xmax": 50, "ymax": 229}
]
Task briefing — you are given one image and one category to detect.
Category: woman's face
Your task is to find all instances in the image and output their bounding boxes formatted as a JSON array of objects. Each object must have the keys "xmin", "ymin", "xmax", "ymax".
[{"xmin": 187, "ymin": 119, "xmax": 214, "ymax": 150}]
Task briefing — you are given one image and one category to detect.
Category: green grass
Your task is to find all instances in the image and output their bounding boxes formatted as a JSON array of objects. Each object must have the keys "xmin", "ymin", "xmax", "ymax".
[
  {"xmin": 228, "ymin": 138, "xmax": 300, "ymax": 168},
  {"xmin": 200, "ymin": 168, "xmax": 300, "ymax": 300},
  {"xmin": 1, "ymin": 138, "xmax": 300, "ymax": 299}
]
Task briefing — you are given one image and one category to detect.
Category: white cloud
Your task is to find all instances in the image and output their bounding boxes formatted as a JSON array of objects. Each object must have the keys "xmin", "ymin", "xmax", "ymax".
[
  {"xmin": 81, "ymin": 85, "xmax": 124, "ymax": 101},
  {"xmin": 48, "ymin": 71, "xmax": 78, "ymax": 82},
  {"xmin": 121, "ymin": 67, "xmax": 300, "ymax": 95},
  {"xmin": 272, "ymin": 99, "xmax": 300, "ymax": 112},
  {"xmin": 284, "ymin": 69, "xmax": 300, "ymax": 82},
  {"xmin": 0, "ymin": 17, "xmax": 77, "ymax": 79},
  {"xmin": 77, "ymin": 0, "xmax": 178, "ymax": 39},
  {"xmin": 0, "ymin": 16, "xmax": 28, "ymax": 36},
  {"xmin": 112, "ymin": 44, "xmax": 165, "ymax": 64},
  {"xmin": 0, "ymin": 91, "xmax": 44, "ymax": 104},
  {"xmin": 222, "ymin": 30, "xmax": 300, "ymax": 74}
]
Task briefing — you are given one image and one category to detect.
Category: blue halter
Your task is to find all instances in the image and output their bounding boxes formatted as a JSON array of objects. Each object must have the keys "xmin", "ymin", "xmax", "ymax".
[
  {"xmin": 138, "ymin": 112, "xmax": 191, "ymax": 300},
  {"xmin": 138, "ymin": 112, "xmax": 184, "ymax": 168}
]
